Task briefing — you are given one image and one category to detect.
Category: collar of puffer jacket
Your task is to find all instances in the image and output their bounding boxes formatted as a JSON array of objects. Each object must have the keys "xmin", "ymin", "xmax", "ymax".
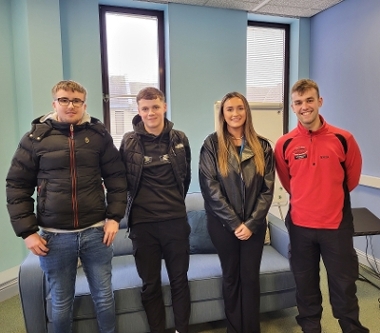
[
  {"xmin": 39, "ymin": 111, "xmax": 91, "ymax": 124},
  {"xmin": 29, "ymin": 112, "xmax": 105, "ymax": 141}
]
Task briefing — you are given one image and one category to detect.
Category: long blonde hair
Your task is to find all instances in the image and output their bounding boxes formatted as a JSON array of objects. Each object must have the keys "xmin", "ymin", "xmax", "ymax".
[{"xmin": 217, "ymin": 92, "xmax": 265, "ymax": 177}]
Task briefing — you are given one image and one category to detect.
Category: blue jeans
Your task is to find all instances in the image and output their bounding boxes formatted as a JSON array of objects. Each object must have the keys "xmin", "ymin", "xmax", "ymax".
[{"xmin": 40, "ymin": 227, "xmax": 115, "ymax": 333}]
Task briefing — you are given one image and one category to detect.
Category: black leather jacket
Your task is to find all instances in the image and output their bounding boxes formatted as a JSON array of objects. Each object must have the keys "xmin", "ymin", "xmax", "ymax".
[
  {"xmin": 199, "ymin": 132, "xmax": 275, "ymax": 233},
  {"xmin": 119, "ymin": 115, "xmax": 191, "ymax": 228}
]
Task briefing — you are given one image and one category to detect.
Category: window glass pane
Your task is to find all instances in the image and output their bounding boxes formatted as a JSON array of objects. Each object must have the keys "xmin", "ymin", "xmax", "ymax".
[
  {"xmin": 105, "ymin": 12, "xmax": 160, "ymax": 148},
  {"xmin": 246, "ymin": 25, "xmax": 285, "ymax": 103}
]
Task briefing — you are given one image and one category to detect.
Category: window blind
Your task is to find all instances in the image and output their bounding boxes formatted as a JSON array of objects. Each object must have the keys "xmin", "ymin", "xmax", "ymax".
[{"xmin": 247, "ymin": 25, "xmax": 286, "ymax": 104}]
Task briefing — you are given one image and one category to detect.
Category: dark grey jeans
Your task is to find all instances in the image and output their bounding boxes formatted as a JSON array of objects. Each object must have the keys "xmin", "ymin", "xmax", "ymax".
[
  {"xmin": 129, "ymin": 217, "xmax": 191, "ymax": 333},
  {"xmin": 286, "ymin": 221, "xmax": 369, "ymax": 333}
]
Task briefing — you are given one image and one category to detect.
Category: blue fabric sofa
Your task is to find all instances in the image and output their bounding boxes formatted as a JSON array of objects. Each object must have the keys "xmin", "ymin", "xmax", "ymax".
[{"xmin": 18, "ymin": 192, "xmax": 296, "ymax": 333}]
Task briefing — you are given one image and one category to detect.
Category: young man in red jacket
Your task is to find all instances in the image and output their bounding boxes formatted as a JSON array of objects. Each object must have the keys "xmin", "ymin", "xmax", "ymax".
[{"xmin": 275, "ymin": 79, "xmax": 368, "ymax": 333}]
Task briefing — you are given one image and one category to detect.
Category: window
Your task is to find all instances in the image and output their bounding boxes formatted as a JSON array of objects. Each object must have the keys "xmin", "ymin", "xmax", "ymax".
[
  {"xmin": 246, "ymin": 22, "xmax": 289, "ymax": 133},
  {"xmin": 99, "ymin": 6, "xmax": 165, "ymax": 148}
]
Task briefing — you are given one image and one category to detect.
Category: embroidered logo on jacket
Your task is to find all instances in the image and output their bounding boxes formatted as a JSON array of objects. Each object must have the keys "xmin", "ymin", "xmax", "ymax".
[
  {"xmin": 160, "ymin": 154, "xmax": 170, "ymax": 162},
  {"xmin": 143, "ymin": 154, "xmax": 171, "ymax": 164},
  {"xmin": 293, "ymin": 146, "xmax": 308, "ymax": 160}
]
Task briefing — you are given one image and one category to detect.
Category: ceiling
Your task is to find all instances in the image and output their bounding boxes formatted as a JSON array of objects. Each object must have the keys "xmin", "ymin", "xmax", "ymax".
[{"xmin": 134, "ymin": 0, "xmax": 344, "ymax": 18}]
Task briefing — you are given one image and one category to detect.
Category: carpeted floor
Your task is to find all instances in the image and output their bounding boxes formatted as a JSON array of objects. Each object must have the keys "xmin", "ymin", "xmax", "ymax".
[
  {"xmin": 1, "ymin": 264, "xmax": 379, "ymax": 333},
  {"xmin": 0, "ymin": 293, "xmax": 24, "ymax": 333}
]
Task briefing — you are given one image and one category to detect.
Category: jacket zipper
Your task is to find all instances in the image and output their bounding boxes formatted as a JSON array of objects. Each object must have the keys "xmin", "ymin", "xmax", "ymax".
[
  {"xmin": 126, "ymin": 136, "xmax": 144, "ymax": 231},
  {"xmin": 240, "ymin": 169, "xmax": 246, "ymax": 219},
  {"xmin": 239, "ymin": 144, "xmax": 246, "ymax": 219},
  {"xmin": 69, "ymin": 124, "xmax": 79, "ymax": 228},
  {"xmin": 169, "ymin": 143, "xmax": 185, "ymax": 197}
]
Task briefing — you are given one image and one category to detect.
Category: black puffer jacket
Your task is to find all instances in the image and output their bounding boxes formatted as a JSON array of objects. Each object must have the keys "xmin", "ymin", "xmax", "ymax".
[
  {"xmin": 199, "ymin": 132, "xmax": 275, "ymax": 234},
  {"xmin": 6, "ymin": 113, "xmax": 127, "ymax": 238},
  {"xmin": 119, "ymin": 115, "xmax": 191, "ymax": 227}
]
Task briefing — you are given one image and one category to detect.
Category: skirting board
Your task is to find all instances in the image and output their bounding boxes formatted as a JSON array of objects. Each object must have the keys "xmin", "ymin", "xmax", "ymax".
[
  {"xmin": 356, "ymin": 248, "xmax": 380, "ymax": 269},
  {"xmin": 0, "ymin": 266, "xmax": 19, "ymax": 302},
  {"xmin": 356, "ymin": 248, "xmax": 380, "ymax": 288},
  {"xmin": 359, "ymin": 174, "xmax": 380, "ymax": 189}
]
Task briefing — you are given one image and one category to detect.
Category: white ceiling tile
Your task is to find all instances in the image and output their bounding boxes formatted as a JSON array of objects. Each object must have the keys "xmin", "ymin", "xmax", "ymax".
[
  {"xmin": 256, "ymin": 5, "xmax": 320, "ymax": 18},
  {"xmin": 265, "ymin": 0, "xmax": 343, "ymax": 11},
  {"xmin": 133, "ymin": 0, "xmax": 345, "ymax": 17},
  {"xmin": 138, "ymin": 0, "xmax": 168, "ymax": 4},
  {"xmin": 205, "ymin": 0, "xmax": 261, "ymax": 11},
  {"xmin": 168, "ymin": 0, "xmax": 209, "ymax": 5},
  {"xmin": 312, "ymin": 0, "xmax": 343, "ymax": 11}
]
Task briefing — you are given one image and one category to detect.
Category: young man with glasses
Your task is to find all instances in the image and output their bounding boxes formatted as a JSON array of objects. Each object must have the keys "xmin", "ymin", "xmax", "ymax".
[{"xmin": 6, "ymin": 80, "xmax": 127, "ymax": 333}]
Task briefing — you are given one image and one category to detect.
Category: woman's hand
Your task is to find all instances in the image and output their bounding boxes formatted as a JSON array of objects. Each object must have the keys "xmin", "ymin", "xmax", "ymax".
[{"xmin": 234, "ymin": 223, "xmax": 253, "ymax": 240}]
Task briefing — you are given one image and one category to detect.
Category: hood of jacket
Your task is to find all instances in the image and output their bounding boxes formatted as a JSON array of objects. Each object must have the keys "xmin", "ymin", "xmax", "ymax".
[
  {"xmin": 29, "ymin": 112, "xmax": 105, "ymax": 140},
  {"xmin": 38, "ymin": 111, "xmax": 91, "ymax": 124}
]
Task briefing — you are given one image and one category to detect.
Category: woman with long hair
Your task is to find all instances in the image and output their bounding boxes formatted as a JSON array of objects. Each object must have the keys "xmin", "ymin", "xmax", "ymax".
[{"xmin": 199, "ymin": 92, "xmax": 275, "ymax": 333}]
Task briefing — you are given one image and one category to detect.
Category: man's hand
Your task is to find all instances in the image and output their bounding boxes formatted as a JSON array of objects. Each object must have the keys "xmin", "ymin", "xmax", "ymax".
[
  {"xmin": 24, "ymin": 233, "xmax": 49, "ymax": 256},
  {"xmin": 103, "ymin": 219, "xmax": 119, "ymax": 246},
  {"xmin": 234, "ymin": 223, "xmax": 253, "ymax": 241}
]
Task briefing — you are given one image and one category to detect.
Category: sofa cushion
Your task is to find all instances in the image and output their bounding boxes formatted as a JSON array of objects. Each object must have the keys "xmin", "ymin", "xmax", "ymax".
[
  {"xmin": 113, "ymin": 229, "xmax": 134, "ymax": 256},
  {"xmin": 187, "ymin": 210, "xmax": 217, "ymax": 254},
  {"xmin": 260, "ymin": 246, "xmax": 295, "ymax": 293},
  {"xmin": 45, "ymin": 244, "xmax": 294, "ymax": 322},
  {"xmin": 185, "ymin": 192, "xmax": 205, "ymax": 212},
  {"xmin": 46, "ymin": 254, "xmax": 224, "ymax": 321}
]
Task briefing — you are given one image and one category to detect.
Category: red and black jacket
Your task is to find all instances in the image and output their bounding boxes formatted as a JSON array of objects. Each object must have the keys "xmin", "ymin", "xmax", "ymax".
[{"xmin": 274, "ymin": 115, "xmax": 362, "ymax": 230}]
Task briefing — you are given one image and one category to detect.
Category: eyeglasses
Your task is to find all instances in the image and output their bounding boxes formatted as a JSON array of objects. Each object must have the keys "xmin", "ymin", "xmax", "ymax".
[{"xmin": 55, "ymin": 97, "xmax": 85, "ymax": 107}]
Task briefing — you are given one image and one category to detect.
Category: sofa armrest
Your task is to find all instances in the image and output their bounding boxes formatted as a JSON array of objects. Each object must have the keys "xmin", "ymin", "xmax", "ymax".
[
  {"xmin": 268, "ymin": 213, "xmax": 290, "ymax": 259},
  {"xmin": 185, "ymin": 192, "xmax": 205, "ymax": 212},
  {"xmin": 19, "ymin": 252, "xmax": 48, "ymax": 333}
]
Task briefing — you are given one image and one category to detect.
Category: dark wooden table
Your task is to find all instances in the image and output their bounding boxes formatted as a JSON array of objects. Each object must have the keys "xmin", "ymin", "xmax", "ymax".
[{"xmin": 352, "ymin": 207, "xmax": 380, "ymax": 236}]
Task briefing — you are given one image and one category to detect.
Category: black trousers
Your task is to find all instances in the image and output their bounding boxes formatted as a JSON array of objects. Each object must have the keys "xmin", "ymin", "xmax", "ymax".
[
  {"xmin": 129, "ymin": 218, "xmax": 191, "ymax": 333},
  {"xmin": 287, "ymin": 220, "xmax": 369, "ymax": 333},
  {"xmin": 207, "ymin": 213, "xmax": 266, "ymax": 333}
]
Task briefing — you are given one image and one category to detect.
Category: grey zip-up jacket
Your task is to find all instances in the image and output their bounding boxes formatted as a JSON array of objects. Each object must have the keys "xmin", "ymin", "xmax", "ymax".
[{"xmin": 199, "ymin": 132, "xmax": 274, "ymax": 234}]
